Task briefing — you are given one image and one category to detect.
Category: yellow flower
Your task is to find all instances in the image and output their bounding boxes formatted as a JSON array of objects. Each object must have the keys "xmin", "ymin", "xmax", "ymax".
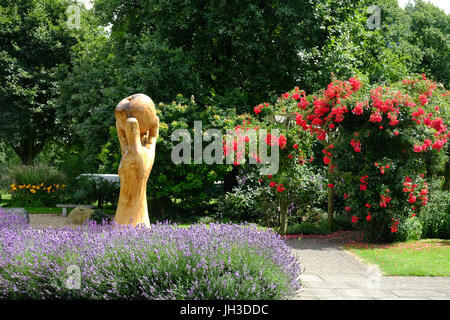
[
  {"xmin": 36, "ymin": 186, "xmax": 40, "ymax": 190},
  {"xmin": 30, "ymin": 189, "xmax": 36, "ymax": 194},
  {"xmin": 12, "ymin": 187, "xmax": 17, "ymax": 191},
  {"xmin": 62, "ymin": 184, "xmax": 66, "ymax": 188},
  {"xmin": 10, "ymin": 184, "xmax": 15, "ymax": 188},
  {"xmin": 40, "ymin": 183, "xmax": 44, "ymax": 187}
]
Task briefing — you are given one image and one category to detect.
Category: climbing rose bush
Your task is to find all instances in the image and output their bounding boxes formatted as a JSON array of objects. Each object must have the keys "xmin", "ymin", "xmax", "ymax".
[
  {"xmin": 223, "ymin": 98, "xmax": 318, "ymax": 235},
  {"xmin": 0, "ymin": 209, "xmax": 302, "ymax": 299},
  {"xmin": 257, "ymin": 75, "xmax": 449, "ymax": 241}
]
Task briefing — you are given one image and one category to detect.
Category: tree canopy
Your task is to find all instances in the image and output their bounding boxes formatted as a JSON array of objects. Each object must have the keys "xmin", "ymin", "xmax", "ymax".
[{"xmin": 0, "ymin": 0, "xmax": 80, "ymax": 164}]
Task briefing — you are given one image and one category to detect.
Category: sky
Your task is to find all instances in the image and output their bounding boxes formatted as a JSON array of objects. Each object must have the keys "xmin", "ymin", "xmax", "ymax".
[
  {"xmin": 78, "ymin": 0, "xmax": 449, "ymax": 14},
  {"xmin": 397, "ymin": 0, "xmax": 449, "ymax": 13}
]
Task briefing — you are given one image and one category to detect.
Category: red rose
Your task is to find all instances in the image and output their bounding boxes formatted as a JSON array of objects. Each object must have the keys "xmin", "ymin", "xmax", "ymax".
[
  {"xmin": 277, "ymin": 184, "xmax": 285, "ymax": 192},
  {"xmin": 278, "ymin": 135, "xmax": 287, "ymax": 149}
]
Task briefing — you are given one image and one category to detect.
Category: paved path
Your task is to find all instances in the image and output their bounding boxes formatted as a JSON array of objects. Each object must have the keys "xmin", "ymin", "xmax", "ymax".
[{"xmin": 286, "ymin": 237, "xmax": 450, "ymax": 300}]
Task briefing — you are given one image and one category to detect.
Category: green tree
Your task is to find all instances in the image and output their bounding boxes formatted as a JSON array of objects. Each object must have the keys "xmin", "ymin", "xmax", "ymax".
[
  {"xmin": 406, "ymin": 0, "xmax": 450, "ymax": 87},
  {"xmin": 0, "ymin": 0, "xmax": 82, "ymax": 164},
  {"xmin": 92, "ymin": 0, "xmax": 365, "ymax": 111},
  {"xmin": 58, "ymin": 0, "xmax": 368, "ymax": 174}
]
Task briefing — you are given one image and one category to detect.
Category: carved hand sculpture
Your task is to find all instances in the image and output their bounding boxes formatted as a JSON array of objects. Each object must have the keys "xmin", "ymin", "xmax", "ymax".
[{"xmin": 114, "ymin": 94, "xmax": 159, "ymax": 228}]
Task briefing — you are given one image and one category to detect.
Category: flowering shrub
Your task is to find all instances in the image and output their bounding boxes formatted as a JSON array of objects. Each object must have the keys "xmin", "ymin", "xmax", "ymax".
[
  {"xmin": 8, "ymin": 183, "xmax": 66, "ymax": 207},
  {"xmin": 1, "ymin": 164, "xmax": 67, "ymax": 207},
  {"xmin": 273, "ymin": 75, "xmax": 449, "ymax": 241},
  {"xmin": 224, "ymin": 95, "xmax": 319, "ymax": 234},
  {"xmin": 0, "ymin": 210, "xmax": 302, "ymax": 299}
]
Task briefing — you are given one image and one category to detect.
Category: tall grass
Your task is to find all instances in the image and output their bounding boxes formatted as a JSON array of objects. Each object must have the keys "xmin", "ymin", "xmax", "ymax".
[{"xmin": 0, "ymin": 164, "xmax": 66, "ymax": 188}]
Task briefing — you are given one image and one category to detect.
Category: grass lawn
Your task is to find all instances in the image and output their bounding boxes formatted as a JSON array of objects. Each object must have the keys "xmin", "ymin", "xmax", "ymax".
[{"xmin": 345, "ymin": 239, "xmax": 450, "ymax": 276}]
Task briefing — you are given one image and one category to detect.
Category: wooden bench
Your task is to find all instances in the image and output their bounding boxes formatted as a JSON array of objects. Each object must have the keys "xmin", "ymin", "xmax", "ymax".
[{"xmin": 57, "ymin": 204, "xmax": 95, "ymax": 217}]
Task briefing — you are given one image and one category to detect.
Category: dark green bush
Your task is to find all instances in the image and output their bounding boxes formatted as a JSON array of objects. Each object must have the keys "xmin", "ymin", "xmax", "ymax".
[
  {"xmin": 419, "ymin": 190, "xmax": 450, "ymax": 239},
  {"xmin": 332, "ymin": 213, "xmax": 354, "ymax": 232},
  {"xmin": 69, "ymin": 176, "xmax": 119, "ymax": 208},
  {"xmin": 287, "ymin": 221, "xmax": 330, "ymax": 235},
  {"xmin": 218, "ymin": 165, "xmax": 327, "ymax": 228},
  {"xmin": 89, "ymin": 209, "xmax": 112, "ymax": 225},
  {"xmin": 217, "ymin": 182, "xmax": 267, "ymax": 223},
  {"xmin": 147, "ymin": 94, "xmax": 235, "ymax": 216}
]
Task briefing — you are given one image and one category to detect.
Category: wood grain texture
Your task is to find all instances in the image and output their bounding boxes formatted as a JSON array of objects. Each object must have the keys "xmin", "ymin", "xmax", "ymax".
[{"xmin": 114, "ymin": 94, "xmax": 159, "ymax": 228}]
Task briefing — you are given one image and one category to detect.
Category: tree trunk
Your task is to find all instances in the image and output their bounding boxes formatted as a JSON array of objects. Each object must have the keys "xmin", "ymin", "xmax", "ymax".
[
  {"xmin": 12, "ymin": 128, "xmax": 45, "ymax": 165},
  {"xmin": 327, "ymin": 185, "xmax": 334, "ymax": 231},
  {"xmin": 279, "ymin": 198, "xmax": 289, "ymax": 235},
  {"xmin": 443, "ymin": 147, "xmax": 450, "ymax": 191}
]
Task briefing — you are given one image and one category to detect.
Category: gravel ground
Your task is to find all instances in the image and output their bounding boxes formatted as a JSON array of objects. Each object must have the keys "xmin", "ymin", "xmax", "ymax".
[
  {"xmin": 29, "ymin": 214, "xmax": 78, "ymax": 229},
  {"xmin": 287, "ymin": 236, "xmax": 370, "ymax": 275}
]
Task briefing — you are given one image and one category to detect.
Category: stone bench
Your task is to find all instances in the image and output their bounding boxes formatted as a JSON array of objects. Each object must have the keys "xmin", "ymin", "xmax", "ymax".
[{"xmin": 57, "ymin": 204, "xmax": 95, "ymax": 217}]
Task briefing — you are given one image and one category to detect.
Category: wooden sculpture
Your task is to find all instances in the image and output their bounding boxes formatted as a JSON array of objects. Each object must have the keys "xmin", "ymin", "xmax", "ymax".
[{"xmin": 114, "ymin": 94, "xmax": 159, "ymax": 228}]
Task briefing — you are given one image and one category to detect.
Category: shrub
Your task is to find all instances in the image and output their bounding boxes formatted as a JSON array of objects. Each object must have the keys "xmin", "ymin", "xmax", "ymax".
[
  {"xmin": 217, "ymin": 167, "xmax": 273, "ymax": 224},
  {"xmin": 0, "ymin": 220, "xmax": 302, "ymax": 300},
  {"xmin": 332, "ymin": 213, "xmax": 354, "ymax": 231},
  {"xmin": 287, "ymin": 221, "xmax": 330, "ymax": 235},
  {"xmin": 218, "ymin": 165, "xmax": 327, "ymax": 229},
  {"xmin": 89, "ymin": 209, "xmax": 112, "ymax": 225},
  {"xmin": 69, "ymin": 176, "xmax": 120, "ymax": 208},
  {"xmin": 147, "ymin": 94, "xmax": 236, "ymax": 216},
  {"xmin": 396, "ymin": 217, "xmax": 423, "ymax": 241},
  {"xmin": 218, "ymin": 187, "xmax": 262, "ymax": 223},
  {"xmin": 419, "ymin": 190, "xmax": 450, "ymax": 239},
  {"xmin": 292, "ymin": 206, "xmax": 327, "ymax": 225}
]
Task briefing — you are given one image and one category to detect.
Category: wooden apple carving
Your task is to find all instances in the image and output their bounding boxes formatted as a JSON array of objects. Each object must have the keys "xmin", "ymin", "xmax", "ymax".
[{"xmin": 114, "ymin": 94, "xmax": 159, "ymax": 228}]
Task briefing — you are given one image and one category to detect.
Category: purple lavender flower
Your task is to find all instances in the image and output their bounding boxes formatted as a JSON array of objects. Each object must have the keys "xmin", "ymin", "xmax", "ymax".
[{"xmin": 0, "ymin": 214, "xmax": 302, "ymax": 300}]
